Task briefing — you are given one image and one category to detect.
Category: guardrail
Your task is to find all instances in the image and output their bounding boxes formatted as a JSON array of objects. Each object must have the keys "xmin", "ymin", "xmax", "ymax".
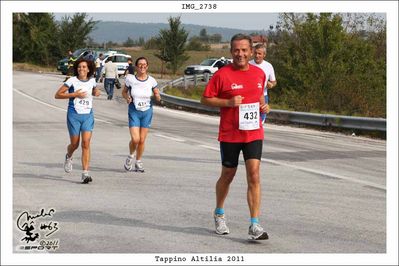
[
  {"xmin": 159, "ymin": 73, "xmax": 212, "ymax": 89},
  {"xmin": 159, "ymin": 75, "xmax": 386, "ymax": 132}
]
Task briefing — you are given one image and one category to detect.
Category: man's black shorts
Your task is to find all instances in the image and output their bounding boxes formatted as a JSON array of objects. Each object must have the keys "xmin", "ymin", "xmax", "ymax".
[{"xmin": 220, "ymin": 140, "xmax": 263, "ymax": 168}]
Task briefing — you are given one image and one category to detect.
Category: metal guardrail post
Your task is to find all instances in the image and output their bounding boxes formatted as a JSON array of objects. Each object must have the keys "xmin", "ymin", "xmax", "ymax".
[
  {"xmin": 204, "ymin": 72, "xmax": 210, "ymax": 82},
  {"xmin": 183, "ymin": 75, "xmax": 187, "ymax": 90}
]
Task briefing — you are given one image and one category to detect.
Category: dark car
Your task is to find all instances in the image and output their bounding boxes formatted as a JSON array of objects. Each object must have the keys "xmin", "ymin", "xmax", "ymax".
[
  {"xmin": 57, "ymin": 58, "xmax": 69, "ymax": 75},
  {"xmin": 57, "ymin": 49, "xmax": 105, "ymax": 75}
]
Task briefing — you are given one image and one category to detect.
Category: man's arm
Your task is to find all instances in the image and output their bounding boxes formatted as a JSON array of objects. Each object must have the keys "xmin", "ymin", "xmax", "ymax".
[
  {"xmin": 259, "ymin": 94, "xmax": 270, "ymax": 114},
  {"xmin": 267, "ymin": 80, "xmax": 277, "ymax": 89},
  {"xmin": 114, "ymin": 64, "xmax": 119, "ymax": 79},
  {"xmin": 201, "ymin": 95, "xmax": 244, "ymax": 107},
  {"xmin": 267, "ymin": 65, "xmax": 277, "ymax": 89}
]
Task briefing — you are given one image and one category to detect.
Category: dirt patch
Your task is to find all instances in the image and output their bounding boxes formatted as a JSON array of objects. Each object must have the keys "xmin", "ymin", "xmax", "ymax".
[{"xmin": 118, "ymin": 46, "xmax": 143, "ymax": 52}]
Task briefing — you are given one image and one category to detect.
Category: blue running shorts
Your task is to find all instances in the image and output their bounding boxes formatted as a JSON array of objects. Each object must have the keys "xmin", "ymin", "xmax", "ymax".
[
  {"xmin": 128, "ymin": 104, "xmax": 153, "ymax": 128},
  {"xmin": 67, "ymin": 111, "xmax": 94, "ymax": 136}
]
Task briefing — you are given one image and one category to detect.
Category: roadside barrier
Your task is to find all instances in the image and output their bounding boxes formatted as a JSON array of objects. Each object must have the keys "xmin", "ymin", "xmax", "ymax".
[{"xmin": 159, "ymin": 75, "xmax": 386, "ymax": 132}]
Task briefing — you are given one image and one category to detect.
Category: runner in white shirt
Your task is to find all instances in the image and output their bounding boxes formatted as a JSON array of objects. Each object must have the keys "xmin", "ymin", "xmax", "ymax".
[
  {"xmin": 249, "ymin": 43, "xmax": 277, "ymax": 123},
  {"xmin": 55, "ymin": 59, "xmax": 101, "ymax": 183},
  {"xmin": 122, "ymin": 57, "xmax": 161, "ymax": 172}
]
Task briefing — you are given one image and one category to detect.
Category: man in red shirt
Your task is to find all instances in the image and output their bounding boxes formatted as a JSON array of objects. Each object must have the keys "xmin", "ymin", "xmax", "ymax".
[{"xmin": 201, "ymin": 33, "xmax": 269, "ymax": 240}]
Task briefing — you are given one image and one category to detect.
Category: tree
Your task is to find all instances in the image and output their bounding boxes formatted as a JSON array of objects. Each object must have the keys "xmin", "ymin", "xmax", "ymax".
[
  {"xmin": 13, "ymin": 13, "xmax": 61, "ymax": 65},
  {"xmin": 57, "ymin": 13, "xmax": 97, "ymax": 54},
  {"xmin": 154, "ymin": 16, "xmax": 189, "ymax": 74},
  {"xmin": 137, "ymin": 37, "xmax": 145, "ymax": 47},
  {"xmin": 105, "ymin": 40, "xmax": 120, "ymax": 49},
  {"xmin": 123, "ymin": 37, "xmax": 135, "ymax": 47},
  {"xmin": 143, "ymin": 37, "xmax": 159, "ymax": 49},
  {"xmin": 199, "ymin": 28, "xmax": 209, "ymax": 42}
]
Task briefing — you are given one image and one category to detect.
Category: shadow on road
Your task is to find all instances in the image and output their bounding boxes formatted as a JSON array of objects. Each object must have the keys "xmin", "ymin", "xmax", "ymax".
[
  {"xmin": 55, "ymin": 210, "xmax": 266, "ymax": 248},
  {"xmin": 16, "ymin": 162, "xmax": 130, "ymax": 174},
  {"xmin": 13, "ymin": 172, "xmax": 82, "ymax": 184}
]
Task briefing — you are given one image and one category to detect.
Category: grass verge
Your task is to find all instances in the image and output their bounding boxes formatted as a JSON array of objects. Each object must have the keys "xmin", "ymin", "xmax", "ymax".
[{"xmin": 13, "ymin": 63, "xmax": 57, "ymax": 73}]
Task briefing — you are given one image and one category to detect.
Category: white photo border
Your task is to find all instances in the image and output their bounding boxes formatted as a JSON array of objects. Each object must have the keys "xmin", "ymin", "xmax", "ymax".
[{"xmin": 1, "ymin": 1, "xmax": 397, "ymax": 265}]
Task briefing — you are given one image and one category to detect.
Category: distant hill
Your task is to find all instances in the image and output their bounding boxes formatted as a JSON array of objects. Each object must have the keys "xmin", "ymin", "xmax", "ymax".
[{"xmin": 89, "ymin": 21, "xmax": 267, "ymax": 43}]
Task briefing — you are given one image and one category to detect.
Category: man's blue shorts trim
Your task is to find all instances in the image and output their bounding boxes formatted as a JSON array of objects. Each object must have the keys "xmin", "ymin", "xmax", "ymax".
[
  {"xmin": 67, "ymin": 110, "xmax": 94, "ymax": 136},
  {"xmin": 128, "ymin": 104, "xmax": 153, "ymax": 128}
]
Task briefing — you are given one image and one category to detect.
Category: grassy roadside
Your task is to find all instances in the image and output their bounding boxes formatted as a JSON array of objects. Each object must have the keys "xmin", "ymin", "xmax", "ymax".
[
  {"xmin": 163, "ymin": 85, "xmax": 204, "ymax": 101},
  {"xmin": 13, "ymin": 63, "xmax": 58, "ymax": 73}
]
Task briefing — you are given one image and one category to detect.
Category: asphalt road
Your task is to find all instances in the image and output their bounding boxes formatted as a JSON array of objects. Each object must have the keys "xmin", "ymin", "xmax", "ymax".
[{"xmin": 12, "ymin": 71, "xmax": 386, "ymax": 255}]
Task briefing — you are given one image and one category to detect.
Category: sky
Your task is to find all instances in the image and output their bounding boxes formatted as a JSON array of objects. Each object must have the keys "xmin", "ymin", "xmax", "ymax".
[{"xmin": 53, "ymin": 13, "xmax": 281, "ymax": 31}]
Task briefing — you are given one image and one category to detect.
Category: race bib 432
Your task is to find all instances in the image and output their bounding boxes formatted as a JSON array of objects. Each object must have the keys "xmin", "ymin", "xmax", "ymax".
[{"xmin": 239, "ymin": 102, "xmax": 260, "ymax": 130}]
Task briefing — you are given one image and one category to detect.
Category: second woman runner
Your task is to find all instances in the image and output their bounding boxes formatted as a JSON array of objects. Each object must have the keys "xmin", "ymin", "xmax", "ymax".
[{"xmin": 122, "ymin": 57, "xmax": 161, "ymax": 172}]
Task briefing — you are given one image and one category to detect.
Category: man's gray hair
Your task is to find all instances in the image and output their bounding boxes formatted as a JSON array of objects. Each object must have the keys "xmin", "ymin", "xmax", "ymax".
[
  {"xmin": 230, "ymin": 33, "xmax": 253, "ymax": 49},
  {"xmin": 254, "ymin": 43, "xmax": 267, "ymax": 53}
]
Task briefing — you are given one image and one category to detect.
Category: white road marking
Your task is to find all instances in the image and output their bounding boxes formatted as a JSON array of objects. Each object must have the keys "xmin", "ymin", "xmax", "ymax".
[
  {"xmin": 13, "ymin": 88, "xmax": 112, "ymax": 124},
  {"xmin": 153, "ymin": 105, "xmax": 219, "ymax": 124},
  {"xmin": 260, "ymin": 158, "xmax": 385, "ymax": 190},
  {"xmin": 198, "ymin": 145, "xmax": 219, "ymax": 151},
  {"xmin": 14, "ymin": 88, "xmax": 66, "ymax": 112},
  {"xmin": 154, "ymin": 133, "xmax": 185, "ymax": 142}
]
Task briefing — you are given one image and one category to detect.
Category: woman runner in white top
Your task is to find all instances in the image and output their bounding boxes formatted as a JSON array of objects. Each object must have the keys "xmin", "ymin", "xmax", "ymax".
[
  {"xmin": 55, "ymin": 59, "xmax": 101, "ymax": 183},
  {"xmin": 122, "ymin": 57, "xmax": 161, "ymax": 172}
]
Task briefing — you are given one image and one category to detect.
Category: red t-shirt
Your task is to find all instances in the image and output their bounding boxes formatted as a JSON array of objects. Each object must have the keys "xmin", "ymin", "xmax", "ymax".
[{"xmin": 203, "ymin": 64, "xmax": 266, "ymax": 143}]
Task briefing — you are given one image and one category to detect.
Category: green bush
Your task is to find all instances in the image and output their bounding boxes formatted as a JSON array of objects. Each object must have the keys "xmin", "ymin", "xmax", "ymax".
[{"xmin": 268, "ymin": 13, "xmax": 386, "ymax": 118}]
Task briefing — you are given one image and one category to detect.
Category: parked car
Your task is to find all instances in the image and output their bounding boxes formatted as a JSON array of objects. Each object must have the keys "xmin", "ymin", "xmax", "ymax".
[
  {"xmin": 101, "ymin": 50, "xmax": 118, "ymax": 58},
  {"xmin": 56, "ymin": 49, "xmax": 118, "ymax": 75},
  {"xmin": 184, "ymin": 57, "xmax": 232, "ymax": 76},
  {"xmin": 101, "ymin": 53, "xmax": 132, "ymax": 77}
]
